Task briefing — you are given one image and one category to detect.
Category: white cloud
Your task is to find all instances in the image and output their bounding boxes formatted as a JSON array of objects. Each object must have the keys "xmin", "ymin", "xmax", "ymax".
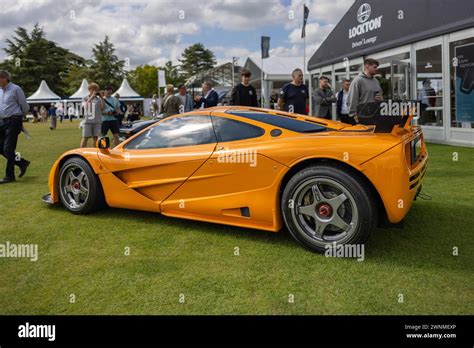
[{"xmin": 0, "ymin": 0, "xmax": 354, "ymax": 68}]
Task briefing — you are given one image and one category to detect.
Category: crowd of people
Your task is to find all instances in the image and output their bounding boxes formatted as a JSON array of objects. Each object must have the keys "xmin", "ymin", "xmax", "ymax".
[
  {"xmin": 275, "ymin": 58, "xmax": 383, "ymax": 123},
  {"xmin": 0, "ymin": 58, "xmax": 384, "ymax": 185},
  {"xmin": 81, "ymin": 85, "xmax": 142, "ymax": 148}
]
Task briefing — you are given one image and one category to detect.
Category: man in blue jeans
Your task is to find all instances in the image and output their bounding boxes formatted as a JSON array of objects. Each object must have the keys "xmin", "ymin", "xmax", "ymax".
[{"xmin": 0, "ymin": 70, "xmax": 30, "ymax": 184}]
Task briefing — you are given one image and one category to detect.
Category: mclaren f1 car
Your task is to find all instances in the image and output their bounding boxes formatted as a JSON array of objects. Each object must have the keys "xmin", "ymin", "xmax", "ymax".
[{"xmin": 43, "ymin": 105, "xmax": 427, "ymax": 253}]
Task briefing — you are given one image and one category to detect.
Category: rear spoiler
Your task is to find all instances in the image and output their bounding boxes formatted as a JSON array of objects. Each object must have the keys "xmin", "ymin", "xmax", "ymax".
[{"xmin": 356, "ymin": 101, "xmax": 418, "ymax": 133}]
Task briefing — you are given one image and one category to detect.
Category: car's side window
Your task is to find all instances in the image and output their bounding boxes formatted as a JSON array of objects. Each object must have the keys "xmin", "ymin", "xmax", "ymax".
[
  {"xmin": 124, "ymin": 115, "xmax": 216, "ymax": 150},
  {"xmin": 211, "ymin": 116, "xmax": 265, "ymax": 142}
]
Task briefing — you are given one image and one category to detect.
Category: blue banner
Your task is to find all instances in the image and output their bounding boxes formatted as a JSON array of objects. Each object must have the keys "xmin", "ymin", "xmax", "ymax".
[{"xmin": 454, "ymin": 43, "xmax": 474, "ymax": 123}]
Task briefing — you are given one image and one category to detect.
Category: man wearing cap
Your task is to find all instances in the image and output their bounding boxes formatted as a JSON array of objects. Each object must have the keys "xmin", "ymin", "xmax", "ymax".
[
  {"xmin": 0, "ymin": 70, "xmax": 30, "ymax": 184},
  {"xmin": 101, "ymin": 86, "xmax": 121, "ymax": 147}
]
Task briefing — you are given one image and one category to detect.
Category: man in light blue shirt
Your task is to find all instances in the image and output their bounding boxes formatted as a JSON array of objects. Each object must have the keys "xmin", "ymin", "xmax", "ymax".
[{"xmin": 0, "ymin": 70, "xmax": 30, "ymax": 184}]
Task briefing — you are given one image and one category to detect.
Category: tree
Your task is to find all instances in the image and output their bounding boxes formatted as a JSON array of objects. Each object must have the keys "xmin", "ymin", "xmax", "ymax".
[
  {"xmin": 62, "ymin": 62, "xmax": 93, "ymax": 96},
  {"xmin": 127, "ymin": 64, "xmax": 158, "ymax": 98},
  {"xmin": 89, "ymin": 36, "xmax": 125, "ymax": 90},
  {"xmin": 0, "ymin": 24, "xmax": 86, "ymax": 96},
  {"xmin": 178, "ymin": 43, "xmax": 216, "ymax": 80},
  {"xmin": 128, "ymin": 61, "xmax": 186, "ymax": 98},
  {"xmin": 163, "ymin": 60, "xmax": 185, "ymax": 86}
]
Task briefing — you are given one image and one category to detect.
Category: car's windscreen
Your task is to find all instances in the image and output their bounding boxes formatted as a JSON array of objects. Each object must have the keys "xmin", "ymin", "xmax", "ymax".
[
  {"xmin": 124, "ymin": 115, "xmax": 216, "ymax": 149},
  {"xmin": 226, "ymin": 111, "xmax": 327, "ymax": 133}
]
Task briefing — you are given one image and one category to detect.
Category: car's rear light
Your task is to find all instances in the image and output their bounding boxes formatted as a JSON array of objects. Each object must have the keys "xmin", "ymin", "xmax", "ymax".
[
  {"xmin": 410, "ymin": 135, "xmax": 422, "ymax": 165},
  {"xmin": 404, "ymin": 133, "xmax": 424, "ymax": 169}
]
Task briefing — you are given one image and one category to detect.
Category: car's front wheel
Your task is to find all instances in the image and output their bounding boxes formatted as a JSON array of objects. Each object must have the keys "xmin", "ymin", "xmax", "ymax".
[
  {"xmin": 58, "ymin": 157, "xmax": 105, "ymax": 214},
  {"xmin": 281, "ymin": 164, "xmax": 377, "ymax": 253}
]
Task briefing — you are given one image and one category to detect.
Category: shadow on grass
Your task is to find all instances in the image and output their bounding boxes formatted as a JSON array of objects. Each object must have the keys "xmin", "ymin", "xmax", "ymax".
[
  {"xmin": 364, "ymin": 200, "xmax": 472, "ymax": 272},
  {"xmin": 43, "ymin": 195, "xmax": 473, "ymax": 272},
  {"xmin": 45, "ymin": 203, "xmax": 295, "ymax": 248}
]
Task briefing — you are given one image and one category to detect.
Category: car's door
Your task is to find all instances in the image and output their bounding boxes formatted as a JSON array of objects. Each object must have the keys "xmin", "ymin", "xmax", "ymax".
[
  {"xmin": 160, "ymin": 113, "xmax": 287, "ymax": 230},
  {"xmin": 97, "ymin": 114, "xmax": 217, "ymax": 210}
]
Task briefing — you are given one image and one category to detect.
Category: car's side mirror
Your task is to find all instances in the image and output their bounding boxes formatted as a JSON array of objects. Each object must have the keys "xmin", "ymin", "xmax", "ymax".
[{"xmin": 97, "ymin": 136, "xmax": 110, "ymax": 150}]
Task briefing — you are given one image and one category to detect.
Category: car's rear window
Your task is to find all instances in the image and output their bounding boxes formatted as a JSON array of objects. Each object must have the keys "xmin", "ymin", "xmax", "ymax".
[{"xmin": 226, "ymin": 111, "xmax": 327, "ymax": 133}]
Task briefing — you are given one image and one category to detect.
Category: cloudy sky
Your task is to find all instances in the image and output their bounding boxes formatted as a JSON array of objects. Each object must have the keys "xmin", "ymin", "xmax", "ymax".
[{"xmin": 0, "ymin": 0, "xmax": 354, "ymax": 69}]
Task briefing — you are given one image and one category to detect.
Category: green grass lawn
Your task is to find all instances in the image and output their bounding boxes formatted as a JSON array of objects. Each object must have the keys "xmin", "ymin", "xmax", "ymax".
[{"xmin": 0, "ymin": 121, "xmax": 473, "ymax": 315}]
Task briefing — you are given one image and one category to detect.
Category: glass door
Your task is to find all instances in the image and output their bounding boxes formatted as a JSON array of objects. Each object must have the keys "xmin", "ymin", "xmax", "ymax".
[{"xmin": 391, "ymin": 60, "xmax": 411, "ymax": 100}]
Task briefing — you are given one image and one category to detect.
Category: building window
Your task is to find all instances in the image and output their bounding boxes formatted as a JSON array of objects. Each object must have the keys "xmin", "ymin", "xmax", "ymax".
[
  {"xmin": 349, "ymin": 64, "xmax": 362, "ymax": 81},
  {"xmin": 350, "ymin": 64, "xmax": 362, "ymax": 73},
  {"xmin": 373, "ymin": 52, "xmax": 410, "ymax": 99},
  {"xmin": 416, "ymin": 45, "xmax": 443, "ymax": 126},
  {"xmin": 321, "ymin": 70, "xmax": 332, "ymax": 85},
  {"xmin": 450, "ymin": 37, "xmax": 474, "ymax": 128}
]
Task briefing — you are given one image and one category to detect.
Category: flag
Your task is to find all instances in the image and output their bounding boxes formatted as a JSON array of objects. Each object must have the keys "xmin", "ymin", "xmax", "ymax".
[
  {"xmin": 301, "ymin": 4, "xmax": 310, "ymax": 38},
  {"xmin": 261, "ymin": 36, "xmax": 270, "ymax": 59}
]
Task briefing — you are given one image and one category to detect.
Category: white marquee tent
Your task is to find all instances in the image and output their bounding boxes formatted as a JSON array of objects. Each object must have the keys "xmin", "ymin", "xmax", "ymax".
[
  {"xmin": 27, "ymin": 80, "xmax": 61, "ymax": 104},
  {"xmin": 68, "ymin": 79, "xmax": 89, "ymax": 101},
  {"xmin": 113, "ymin": 79, "xmax": 144, "ymax": 101}
]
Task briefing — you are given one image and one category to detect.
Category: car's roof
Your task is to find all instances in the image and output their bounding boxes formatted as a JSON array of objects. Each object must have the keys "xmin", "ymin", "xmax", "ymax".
[{"xmin": 188, "ymin": 106, "xmax": 347, "ymax": 131}]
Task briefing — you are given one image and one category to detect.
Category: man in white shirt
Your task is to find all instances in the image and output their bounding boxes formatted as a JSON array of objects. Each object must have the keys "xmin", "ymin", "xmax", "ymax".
[{"xmin": 336, "ymin": 79, "xmax": 354, "ymax": 124}]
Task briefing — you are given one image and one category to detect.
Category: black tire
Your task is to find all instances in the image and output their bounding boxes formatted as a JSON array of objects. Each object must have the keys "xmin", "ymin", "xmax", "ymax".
[
  {"xmin": 58, "ymin": 157, "xmax": 105, "ymax": 214},
  {"xmin": 281, "ymin": 164, "xmax": 377, "ymax": 253}
]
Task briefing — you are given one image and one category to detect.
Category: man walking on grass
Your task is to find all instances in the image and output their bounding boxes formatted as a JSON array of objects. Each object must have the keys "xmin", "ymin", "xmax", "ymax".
[{"xmin": 0, "ymin": 70, "xmax": 30, "ymax": 184}]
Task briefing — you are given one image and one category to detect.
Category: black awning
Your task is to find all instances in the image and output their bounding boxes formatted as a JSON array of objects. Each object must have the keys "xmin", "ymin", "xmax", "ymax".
[{"xmin": 308, "ymin": 0, "xmax": 474, "ymax": 71}]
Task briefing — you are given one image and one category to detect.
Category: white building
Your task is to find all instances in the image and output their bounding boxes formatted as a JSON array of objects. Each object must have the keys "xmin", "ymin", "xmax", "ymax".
[{"xmin": 308, "ymin": 0, "xmax": 474, "ymax": 147}]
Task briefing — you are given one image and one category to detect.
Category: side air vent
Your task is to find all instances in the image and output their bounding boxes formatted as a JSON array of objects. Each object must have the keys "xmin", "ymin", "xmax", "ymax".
[{"xmin": 240, "ymin": 207, "xmax": 250, "ymax": 217}]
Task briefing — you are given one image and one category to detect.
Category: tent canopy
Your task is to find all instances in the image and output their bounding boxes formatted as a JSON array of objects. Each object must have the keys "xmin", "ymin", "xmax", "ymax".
[
  {"xmin": 27, "ymin": 80, "xmax": 61, "ymax": 103},
  {"xmin": 113, "ymin": 79, "xmax": 143, "ymax": 101},
  {"xmin": 185, "ymin": 62, "xmax": 240, "ymax": 88},
  {"xmin": 69, "ymin": 79, "xmax": 89, "ymax": 100}
]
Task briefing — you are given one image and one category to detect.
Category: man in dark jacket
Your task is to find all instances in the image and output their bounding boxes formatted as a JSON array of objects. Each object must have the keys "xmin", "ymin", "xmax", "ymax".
[
  {"xmin": 230, "ymin": 69, "xmax": 258, "ymax": 107},
  {"xmin": 194, "ymin": 82, "xmax": 218, "ymax": 109},
  {"xmin": 114, "ymin": 93, "xmax": 127, "ymax": 125},
  {"xmin": 336, "ymin": 79, "xmax": 355, "ymax": 124},
  {"xmin": 313, "ymin": 76, "xmax": 336, "ymax": 119}
]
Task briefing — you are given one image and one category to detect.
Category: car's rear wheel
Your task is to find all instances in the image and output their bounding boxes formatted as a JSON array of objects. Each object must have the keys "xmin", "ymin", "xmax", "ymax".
[
  {"xmin": 58, "ymin": 157, "xmax": 105, "ymax": 214},
  {"xmin": 281, "ymin": 164, "xmax": 377, "ymax": 253}
]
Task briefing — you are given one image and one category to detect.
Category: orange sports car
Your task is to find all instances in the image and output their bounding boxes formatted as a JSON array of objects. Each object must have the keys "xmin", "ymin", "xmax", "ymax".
[{"xmin": 43, "ymin": 106, "xmax": 427, "ymax": 253}]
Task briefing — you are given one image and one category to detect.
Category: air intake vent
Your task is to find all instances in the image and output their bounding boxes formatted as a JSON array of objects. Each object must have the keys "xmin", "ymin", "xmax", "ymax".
[{"xmin": 240, "ymin": 207, "xmax": 250, "ymax": 217}]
